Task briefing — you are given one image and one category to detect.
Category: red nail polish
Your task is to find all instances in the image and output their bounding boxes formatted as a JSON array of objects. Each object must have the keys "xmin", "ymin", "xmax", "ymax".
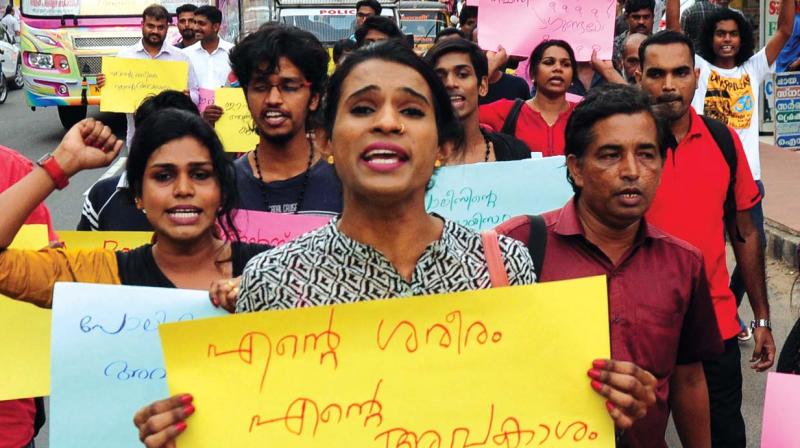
[
  {"xmin": 174, "ymin": 421, "xmax": 187, "ymax": 433},
  {"xmin": 179, "ymin": 394, "xmax": 193, "ymax": 405},
  {"xmin": 593, "ymin": 359, "xmax": 608, "ymax": 369},
  {"xmin": 606, "ymin": 401, "xmax": 615, "ymax": 411},
  {"xmin": 591, "ymin": 380, "xmax": 603, "ymax": 391},
  {"xmin": 588, "ymin": 369, "xmax": 601, "ymax": 380},
  {"xmin": 183, "ymin": 404, "xmax": 195, "ymax": 417}
]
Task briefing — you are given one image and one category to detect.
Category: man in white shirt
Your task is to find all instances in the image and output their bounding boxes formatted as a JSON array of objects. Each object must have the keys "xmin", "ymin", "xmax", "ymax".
[
  {"xmin": 1, "ymin": 6, "xmax": 20, "ymax": 45},
  {"xmin": 97, "ymin": 4, "xmax": 200, "ymax": 149},
  {"xmin": 184, "ymin": 5, "xmax": 234, "ymax": 125}
]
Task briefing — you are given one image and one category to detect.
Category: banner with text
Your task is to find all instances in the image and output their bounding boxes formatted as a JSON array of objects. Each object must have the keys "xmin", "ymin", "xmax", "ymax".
[
  {"xmin": 50, "ymin": 283, "xmax": 227, "ymax": 448},
  {"xmin": 59, "ymin": 231, "xmax": 153, "ymax": 252},
  {"xmin": 231, "ymin": 209, "xmax": 330, "ymax": 246},
  {"xmin": 425, "ymin": 157, "xmax": 572, "ymax": 231},
  {"xmin": 477, "ymin": 0, "xmax": 617, "ymax": 60},
  {"xmin": 160, "ymin": 276, "xmax": 613, "ymax": 447},
  {"xmin": 215, "ymin": 87, "xmax": 259, "ymax": 152},
  {"xmin": 100, "ymin": 57, "xmax": 189, "ymax": 113},
  {"xmin": 772, "ymin": 72, "xmax": 800, "ymax": 149},
  {"xmin": 0, "ymin": 225, "xmax": 51, "ymax": 399}
]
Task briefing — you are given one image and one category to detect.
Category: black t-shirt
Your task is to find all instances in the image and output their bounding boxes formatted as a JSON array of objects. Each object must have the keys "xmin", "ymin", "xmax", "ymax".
[
  {"xmin": 233, "ymin": 156, "xmax": 343, "ymax": 216},
  {"xmin": 77, "ymin": 175, "xmax": 152, "ymax": 231},
  {"xmin": 486, "ymin": 131, "xmax": 531, "ymax": 161},
  {"xmin": 479, "ymin": 73, "xmax": 531, "ymax": 105},
  {"xmin": 115, "ymin": 241, "xmax": 269, "ymax": 287}
]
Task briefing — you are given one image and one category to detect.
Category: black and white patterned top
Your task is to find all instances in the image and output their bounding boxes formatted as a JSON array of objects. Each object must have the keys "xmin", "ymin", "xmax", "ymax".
[{"xmin": 236, "ymin": 217, "xmax": 536, "ymax": 312}]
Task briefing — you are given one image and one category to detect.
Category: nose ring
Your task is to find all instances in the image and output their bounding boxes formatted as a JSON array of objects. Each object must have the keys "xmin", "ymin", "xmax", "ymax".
[{"xmin": 398, "ymin": 123, "xmax": 405, "ymax": 135}]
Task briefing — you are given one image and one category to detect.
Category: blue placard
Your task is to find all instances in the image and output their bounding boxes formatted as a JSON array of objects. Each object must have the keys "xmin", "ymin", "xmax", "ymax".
[
  {"xmin": 424, "ymin": 158, "xmax": 573, "ymax": 231},
  {"xmin": 776, "ymin": 133, "xmax": 800, "ymax": 148},
  {"xmin": 50, "ymin": 283, "xmax": 227, "ymax": 448},
  {"xmin": 775, "ymin": 72, "xmax": 800, "ymax": 87},
  {"xmin": 775, "ymin": 98, "xmax": 800, "ymax": 112}
]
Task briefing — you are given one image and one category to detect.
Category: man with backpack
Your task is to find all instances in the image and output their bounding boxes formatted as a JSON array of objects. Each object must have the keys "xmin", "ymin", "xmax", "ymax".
[
  {"xmin": 496, "ymin": 83, "xmax": 723, "ymax": 447},
  {"xmin": 637, "ymin": 31, "xmax": 773, "ymax": 447}
]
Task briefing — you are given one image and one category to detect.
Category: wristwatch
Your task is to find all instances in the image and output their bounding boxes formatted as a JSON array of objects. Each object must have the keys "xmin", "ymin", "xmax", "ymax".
[
  {"xmin": 750, "ymin": 319, "xmax": 772, "ymax": 331},
  {"xmin": 37, "ymin": 153, "xmax": 69, "ymax": 190}
]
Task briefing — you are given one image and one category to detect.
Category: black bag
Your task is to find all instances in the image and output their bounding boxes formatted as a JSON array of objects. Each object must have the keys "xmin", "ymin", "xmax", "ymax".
[{"xmin": 526, "ymin": 214, "xmax": 547, "ymax": 277}]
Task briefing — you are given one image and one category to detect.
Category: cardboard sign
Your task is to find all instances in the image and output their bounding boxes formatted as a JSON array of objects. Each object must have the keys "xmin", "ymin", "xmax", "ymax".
[
  {"xmin": 231, "ymin": 210, "xmax": 330, "ymax": 246},
  {"xmin": 160, "ymin": 276, "xmax": 613, "ymax": 447},
  {"xmin": 50, "ymin": 283, "xmax": 227, "ymax": 448},
  {"xmin": 477, "ymin": 0, "xmax": 617, "ymax": 60},
  {"xmin": 772, "ymin": 72, "xmax": 800, "ymax": 148},
  {"xmin": 215, "ymin": 87, "xmax": 259, "ymax": 152},
  {"xmin": 425, "ymin": 158, "xmax": 572, "ymax": 231},
  {"xmin": 761, "ymin": 372, "xmax": 800, "ymax": 447},
  {"xmin": 59, "ymin": 231, "xmax": 153, "ymax": 252},
  {"xmin": 198, "ymin": 87, "xmax": 215, "ymax": 113},
  {"xmin": 100, "ymin": 57, "xmax": 189, "ymax": 113},
  {"xmin": 0, "ymin": 225, "xmax": 51, "ymax": 399}
]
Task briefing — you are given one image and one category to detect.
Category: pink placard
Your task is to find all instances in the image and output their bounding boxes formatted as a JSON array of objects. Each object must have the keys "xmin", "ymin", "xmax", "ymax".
[
  {"xmin": 229, "ymin": 209, "xmax": 330, "ymax": 246},
  {"xmin": 198, "ymin": 88, "xmax": 215, "ymax": 113},
  {"xmin": 761, "ymin": 372, "xmax": 800, "ymax": 447},
  {"xmin": 477, "ymin": 0, "xmax": 616, "ymax": 61}
]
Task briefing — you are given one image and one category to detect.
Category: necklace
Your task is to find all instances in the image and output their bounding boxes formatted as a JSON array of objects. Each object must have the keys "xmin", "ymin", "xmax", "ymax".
[
  {"xmin": 479, "ymin": 129, "xmax": 492, "ymax": 162},
  {"xmin": 252, "ymin": 136, "xmax": 314, "ymax": 214}
]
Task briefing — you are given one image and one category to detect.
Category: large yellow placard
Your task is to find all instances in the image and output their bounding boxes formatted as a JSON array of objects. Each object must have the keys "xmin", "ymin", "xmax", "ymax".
[
  {"xmin": 58, "ymin": 231, "xmax": 153, "ymax": 252},
  {"xmin": 214, "ymin": 87, "xmax": 259, "ymax": 152},
  {"xmin": 0, "ymin": 225, "xmax": 51, "ymax": 399},
  {"xmin": 160, "ymin": 276, "xmax": 613, "ymax": 447},
  {"xmin": 100, "ymin": 57, "xmax": 189, "ymax": 113}
]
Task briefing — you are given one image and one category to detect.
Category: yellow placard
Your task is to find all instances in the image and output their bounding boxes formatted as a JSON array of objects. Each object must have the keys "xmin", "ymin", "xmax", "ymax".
[
  {"xmin": 0, "ymin": 225, "xmax": 51, "ymax": 399},
  {"xmin": 214, "ymin": 87, "xmax": 259, "ymax": 152},
  {"xmin": 160, "ymin": 276, "xmax": 614, "ymax": 447},
  {"xmin": 58, "ymin": 231, "xmax": 153, "ymax": 252},
  {"xmin": 100, "ymin": 57, "xmax": 189, "ymax": 113}
]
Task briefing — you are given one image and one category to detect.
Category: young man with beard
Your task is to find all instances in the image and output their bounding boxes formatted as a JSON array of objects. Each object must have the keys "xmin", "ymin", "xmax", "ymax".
[
  {"xmin": 636, "ymin": 30, "xmax": 774, "ymax": 447},
  {"xmin": 174, "ymin": 4, "xmax": 198, "ymax": 49},
  {"xmin": 425, "ymin": 38, "xmax": 530, "ymax": 164},
  {"xmin": 496, "ymin": 84, "xmax": 723, "ymax": 447},
  {"xmin": 666, "ymin": 0, "xmax": 795, "ymax": 340},
  {"xmin": 97, "ymin": 5, "xmax": 199, "ymax": 149},
  {"xmin": 227, "ymin": 25, "xmax": 342, "ymax": 215}
]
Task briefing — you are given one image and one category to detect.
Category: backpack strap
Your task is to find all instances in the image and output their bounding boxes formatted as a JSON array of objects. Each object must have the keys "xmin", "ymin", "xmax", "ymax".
[
  {"xmin": 481, "ymin": 229, "xmax": 510, "ymax": 287},
  {"xmin": 700, "ymin": 116, "xmax": 743, "ymax": 242},
  {"xmin": 500, "ymin": 99, "xmax": 525, "ymax": 136},
  {"xmin": 527, "ymin": 215, "xmax": 548, "ymax": 278}
]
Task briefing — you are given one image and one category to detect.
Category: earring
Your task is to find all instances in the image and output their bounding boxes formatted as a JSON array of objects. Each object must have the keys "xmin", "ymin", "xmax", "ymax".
[
  {"xmin": 434, "ymin": 159, "xmax": 442, "ymax": 168},
  {"xmin": 327, "ymin": 155, "xmax": 335, "ymax": 165}
]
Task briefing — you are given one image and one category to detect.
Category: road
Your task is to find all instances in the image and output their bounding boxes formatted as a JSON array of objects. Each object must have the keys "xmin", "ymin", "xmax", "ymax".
[{"xmin": 1, "ymin": 86, "xmax": 799, "ymax": 447}]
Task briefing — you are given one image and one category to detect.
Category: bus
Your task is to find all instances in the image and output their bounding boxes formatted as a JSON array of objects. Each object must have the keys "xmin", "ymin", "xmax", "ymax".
[{"xmin": 19, "ymin": 0, "xmax": 269, "ymax": 129}]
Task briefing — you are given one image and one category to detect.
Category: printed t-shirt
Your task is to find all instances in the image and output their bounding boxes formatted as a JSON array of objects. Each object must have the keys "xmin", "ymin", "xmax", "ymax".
[
  {"xmin": 693, "ymin": 49, "xmax": 772, "ymax": 180},
  {"xmin": 233, "ymin": 155, "xmax": 343, "ymax": 215},
  {"xmin": 479, "ymin": 99, "xmax": 577, "ymax": 157},
  {"xmin": 646, "ymin": 108, "xmax": 761, "ymax": 340}
]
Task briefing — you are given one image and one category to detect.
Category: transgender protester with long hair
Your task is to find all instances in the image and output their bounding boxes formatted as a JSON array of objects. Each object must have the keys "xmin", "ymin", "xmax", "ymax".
[
  {"xmin": 0, "ymin": 108, "xmax": 269, "ymax": 306},
  {"xmin": 133, "ymin": 41, "xmax": 657, "ymax": 447}
]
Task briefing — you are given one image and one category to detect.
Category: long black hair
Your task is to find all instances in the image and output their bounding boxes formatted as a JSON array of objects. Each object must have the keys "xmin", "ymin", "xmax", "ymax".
[
  {"xmin": 126, "ymin": 108, "xmax": 240, "ymax": 241},
  {"xmin": 528, "ymin": 39, "xmax": 577, "ymax": 86},
  {"xmin": 699, "ymin": 8, "xmax": 755, "ymax": 66},
  {"xmin": 323, "ymin": 40, "xmax": 463, "ymax": 152}
]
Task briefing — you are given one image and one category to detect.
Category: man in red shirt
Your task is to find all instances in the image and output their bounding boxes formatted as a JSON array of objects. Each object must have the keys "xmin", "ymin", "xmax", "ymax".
[
  {"xmin": 497, "ymin": 84, "xmax": 723, "ymax": 447},
  {"xmin": 637, "ymin": 31, "xmax": 774, "ymax": 447},
  {"xmin": 0, "ymin": 145, "xmax": 57, "ymax": 448}
]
